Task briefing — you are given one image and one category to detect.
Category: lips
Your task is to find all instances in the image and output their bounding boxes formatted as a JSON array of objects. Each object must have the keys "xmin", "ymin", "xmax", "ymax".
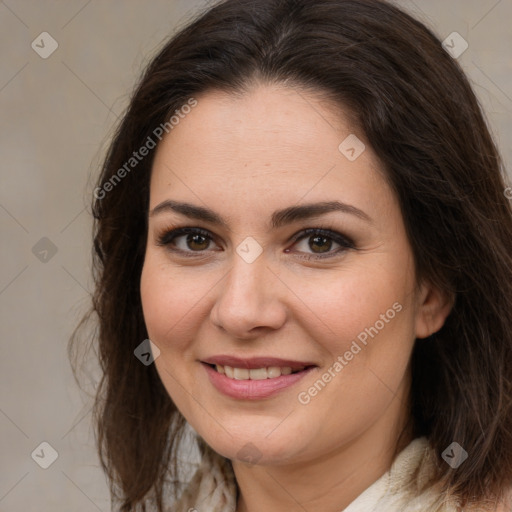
[{"xmin": 200, "ymin": 355, "xmax": 317, "ymax": 400}]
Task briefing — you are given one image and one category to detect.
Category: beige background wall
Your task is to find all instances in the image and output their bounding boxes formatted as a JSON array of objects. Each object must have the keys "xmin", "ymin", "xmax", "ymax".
[{"xmin": 1, "ymin": 1, "xmax": 511, "ymax": 510}]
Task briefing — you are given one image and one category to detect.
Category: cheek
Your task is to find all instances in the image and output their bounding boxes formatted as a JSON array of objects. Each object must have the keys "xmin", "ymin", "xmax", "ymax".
[
  {"xmin": 140, "ymin": 255, "xmax": 209, "ymax": 414},
  {"xmin": 290, "ymin": 268, "xmax": 415, "ymax": 442},
  {"xmin": 292, "ymin": 255, "xmax": 414, "ymax": 356},
  {"xmin": 140, "ymin": 255, "xmax": 213, "ymax": 350},
  {"xmin": 296, "ymin": 259, "xmax": 416, "ymax": 405}
]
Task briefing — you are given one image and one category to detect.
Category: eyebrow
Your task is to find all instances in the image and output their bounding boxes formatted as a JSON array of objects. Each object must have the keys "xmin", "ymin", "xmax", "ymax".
[{"xmin": 149, "ymin": 199, "xmax": 372, "ymax": 228}]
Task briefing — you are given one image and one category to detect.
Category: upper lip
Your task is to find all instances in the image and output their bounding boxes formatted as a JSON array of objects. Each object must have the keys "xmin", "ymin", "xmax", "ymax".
[{"xmin": 201, "ymin": 355, "xmax": 316, "ymax": 370}]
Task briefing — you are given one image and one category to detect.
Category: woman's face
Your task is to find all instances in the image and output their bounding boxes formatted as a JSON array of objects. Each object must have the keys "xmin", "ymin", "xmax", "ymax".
[{"xmin": 140, "ymin": 84, "xmax": 441, "ymax": 466}]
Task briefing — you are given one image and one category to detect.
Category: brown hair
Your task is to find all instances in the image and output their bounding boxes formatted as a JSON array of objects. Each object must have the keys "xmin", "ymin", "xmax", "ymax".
[{"xmin": 70, "ymin": 0, "xmax": 512, "ymax": 510}]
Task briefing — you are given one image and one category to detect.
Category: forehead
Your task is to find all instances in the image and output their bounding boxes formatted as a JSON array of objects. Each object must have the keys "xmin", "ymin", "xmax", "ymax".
[
  {"xmin": 157, "ymin": 84, "xmax": 356, "ymax": 161},
  {"xmin": 149, "ymin": 84, "xmax": 393, "ymax": 222}
]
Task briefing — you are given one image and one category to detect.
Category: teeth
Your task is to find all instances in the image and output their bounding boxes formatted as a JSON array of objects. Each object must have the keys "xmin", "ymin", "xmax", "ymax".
[
  {"xmin": 267, "ymin": 366, "xmax": 281, "ymax": 378},
  {"xmin": 233, "ymin": 368, "xmax": 250, "ymax": 380},
  {"xmin": 214, "ymin": 364, "xmax": 303, "ymax": 380},
  {"xmin": 249, "ymin": 368, "xmax": 268, "ymax": 380}
]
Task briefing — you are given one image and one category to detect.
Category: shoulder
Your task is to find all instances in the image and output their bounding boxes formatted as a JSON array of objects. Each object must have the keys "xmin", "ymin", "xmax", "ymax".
[{"xmin": 392, "ymin": 439, "xmax": 512, "ymax": 512}]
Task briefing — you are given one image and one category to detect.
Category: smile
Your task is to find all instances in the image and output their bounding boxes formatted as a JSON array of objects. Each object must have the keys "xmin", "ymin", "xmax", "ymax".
[
  {"xmin": 200, "ymin": 356, "xmax": 317, "ymax": 400},
  {"xmin": 213, "ymin": 364, "xmax": 304, "ymax": 380}
]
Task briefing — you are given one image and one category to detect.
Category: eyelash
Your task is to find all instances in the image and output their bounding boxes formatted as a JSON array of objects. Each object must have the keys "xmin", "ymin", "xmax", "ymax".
[{"xmin": 156, "ymin": 226, "xmax": 355, "ymax": 260}]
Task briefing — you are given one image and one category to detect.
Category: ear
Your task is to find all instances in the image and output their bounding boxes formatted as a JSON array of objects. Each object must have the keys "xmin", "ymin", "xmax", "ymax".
[{"xmin": 414, "ymin": 280, "xmax": 454, "ymax": 339}]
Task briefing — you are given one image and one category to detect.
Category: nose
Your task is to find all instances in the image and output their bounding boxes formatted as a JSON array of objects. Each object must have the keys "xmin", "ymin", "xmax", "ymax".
[{"xmin": 210, "ymin": 254, "xmax": 287, "ymax": 340}]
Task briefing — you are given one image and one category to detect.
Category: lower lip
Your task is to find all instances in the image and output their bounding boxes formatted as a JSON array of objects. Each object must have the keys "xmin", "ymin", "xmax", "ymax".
[{"xmin": 202, "ymin": 363, "xmax": 315, "ymax": 400}]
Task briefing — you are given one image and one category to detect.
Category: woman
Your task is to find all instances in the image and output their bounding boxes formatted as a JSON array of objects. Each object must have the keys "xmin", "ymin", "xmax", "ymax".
[{"xmin": 72, "ymin": 0, "xmax": 512, "ymax": 510}]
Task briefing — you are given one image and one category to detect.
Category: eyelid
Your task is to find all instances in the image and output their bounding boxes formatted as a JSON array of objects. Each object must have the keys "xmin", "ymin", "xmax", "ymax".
[
  {"xmin": 285, "ymin": 228, "xmax": 355, "ymax": 260},
  {"xmin": 156, "ymin": 225, "xmax": 355, "ymax": 258},
  {"xmin": 156, "ymin": 226, "xmax": 220, "ymax": 248},
  {"xmin": 289, "ymin": 227, "xmax": 354, "ymax": 248}
]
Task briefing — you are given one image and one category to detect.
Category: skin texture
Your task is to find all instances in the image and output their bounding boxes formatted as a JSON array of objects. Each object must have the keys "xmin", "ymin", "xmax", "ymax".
[{"xmin": 140, "ymin": 84, "xmax": 453, "ymax": 512}]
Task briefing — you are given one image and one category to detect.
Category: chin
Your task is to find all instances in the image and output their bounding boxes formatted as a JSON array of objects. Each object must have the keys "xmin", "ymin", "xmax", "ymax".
[{"xmin": 193, "ymin": 420, "xmax": 309, "ymax": 466}]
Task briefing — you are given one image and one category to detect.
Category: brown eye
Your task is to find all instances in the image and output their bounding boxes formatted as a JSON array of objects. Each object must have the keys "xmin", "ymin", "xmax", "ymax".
[
  {"xmin": 289, "ymin": 228, "xmax": 355, "ymax": 259},
  {"xmin": 157, "ymin": 227, "xmax": 220, "ymax": 255},
  {"xmin": 186, "ymin": 233, "xmax": 210, "ymax": 251},
  {"xmin": 309, "ymin": 235, "xmax": 333, "ymax": 253}
]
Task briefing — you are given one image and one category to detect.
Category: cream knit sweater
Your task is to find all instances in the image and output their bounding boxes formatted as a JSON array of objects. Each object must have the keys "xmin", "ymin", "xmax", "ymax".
[{"xmin": 171, "ymin": 437, "xmax": 508, "ymax": 512}]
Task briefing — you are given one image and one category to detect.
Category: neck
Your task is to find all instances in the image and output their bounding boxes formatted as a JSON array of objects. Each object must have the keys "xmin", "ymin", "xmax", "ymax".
[{"xmin": 233, "ymin": 385, "xmax": 413, "ymax": 512}]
